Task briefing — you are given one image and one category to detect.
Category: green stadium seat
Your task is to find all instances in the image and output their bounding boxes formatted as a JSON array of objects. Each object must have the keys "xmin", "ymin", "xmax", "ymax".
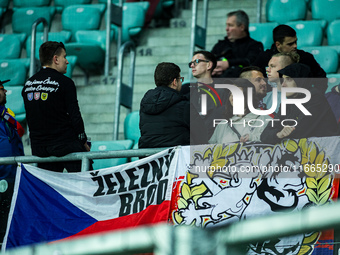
[
  {"xmin": 5, "ymin": 86, "xmax": 26, "ymax": 122},
  {"xmin": 65, "ymin": 55, "xmax": 77, "ymax": 79},
  {"xmin": 61, "ymin": 4, "xmax": 106, "ymax": 41},
  {"xmin": 65, "ymin": 43, "xmax": 105, "ymax": 72},
  {"xmin": 311, "ymin": 0, "xmax": 340, "ymax": 26},
  {"xmin": 266, "ymin": 0, "xmax": 307, "ymax": 23},
  {"xmin": 286, "ymin": 21, "xmax": 323, "ymax": 47},
  {"xmin": 75, "ymin": 30, "xmax": 109, "ymax": 50},
  {"xmin": 327, "ymin": 20, "xmax": 340, "ymax": 46},
  {"xmin": 0, "ymin": 0, "xmax": 9, "ymax": 8},
  {"xmin": 54, "ymin": 0, "xmax": 92, "ymax": 13},
  {"xmin": 13, "ymin": 0, "xmax": 51, "ymax": 8},
  {"xmin": 0, "ymin": 34, "xmax": 22, "ymax": 59},
  {"xmin": 12, "ymin": 7, "xmax": 56, "ymax": 36},
  {"xmin": 249, "ymin": 22, "xmax": 278, "ymax": 50},
  {"xmin": 124, "ymin": 111, "xmax": 140, "ymax": 146},
  {"xmin": 0, "ymin": 59, "xmax": 28, "ymax": 86},
  {"xmin": 153, "ymin": 0, "xmax": 174, "ymax": 19},
  {"xmin": 91, "ymin": 140, "xmax": 133, "ymax": 170},
  {"xmin": 326, "ymin": 74, "xmax": 340, "ymax": 93},
  {"xmin": 110, "ymin": 2, "xmax": 150, "ymax": 43},
  {"xmin": 26, "ymin": 31, "xmax": 72, "ymax": 59},
  {"xmin": 301, "ymin": 46, "xmax": 339, "ymax": 74}
]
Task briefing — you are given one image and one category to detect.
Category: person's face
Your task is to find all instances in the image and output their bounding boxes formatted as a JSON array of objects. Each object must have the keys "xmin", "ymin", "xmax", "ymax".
[
  {"xmin": 249, "ymin": 70, "xmax": 267, "ymax": 99},
  {"xmin": 55, "ymin": 48, "xmax": 69, "ymax": 74},
  {"xmin": 276, "ymin": 36, "xmax": 297, "ymax": 53},
  {"xmin": 226, "ymin": 15, "xmax": 245, "ymax": 42},
  {"xmin": 190, "ymin": 54, "xmax": 210, "ymax": 78},
  {"xmin": 281, "ymin": 74, "xmax": 297, "ymax": 97},
  {"xmin": 0, "ymin": 86, "xmax": 7, "ymax": 106},
  {"xmin": 267, "ymin": 56, "xmax": 283, "ymax": 82}
]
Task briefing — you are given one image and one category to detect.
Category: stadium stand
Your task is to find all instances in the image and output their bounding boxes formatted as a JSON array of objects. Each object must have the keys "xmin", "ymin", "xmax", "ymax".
[
  {"xmin": 54, "ymin": 0, "xmax": 92, "ymax": 13},
  {"xmin": 249, "ymin": 22, "xmax": 278, "ymax": 50},
  {"xmin": 11, "ymin": 7, "xmax": 56, "ymax": 36},
  {"xmin": 302, "ymin": 46, "xmax": 339, "ymax": 74},
  {"xmin": 286, "ymin": 20, "xmax": 323, "ymax": 47},
  {"xmin": 61, "ymin": 4, "xmax": 106, "ymax": 41},
  {"xmin": 0, "ymin": 34, "xmax": 22, "ymax": 59},
  {"xmin": 91, "ymin": 140, "xmax": 133, "ymax": 169},
  {"xmin": 110, "ymin": 2, "xmax": 150, "ymax": 43},
  {"xmin": 25, "ymin": 31, "xmax": 72, "ymax": 59},
  {"xmin": 124, "ymin": 110, "xmax": 140, "ymax": 147},
  {"xmin": 266, "ymin": 0, "xmax": 307, "ymax": 23},
  {"xmin": 327, "ymin": 20, "xmax": 340, "ymax": 46},
  {"xmin": 65, "ymin": 55, "xmax": 78, "ymax": 79},
  {"xmin": 13, "ymin": 0, "xmax": 51, "ymax": 8},
  {"xmin": 5, "ymin": 86, "xmax": 26, "ymax": 122},
  {"xmin": 0, "ymin": 59, "xmax": 28, "ymax": 86},
  {"xmin": 311, "ymin": 0, "xmax": 340, "ymax": 26}
]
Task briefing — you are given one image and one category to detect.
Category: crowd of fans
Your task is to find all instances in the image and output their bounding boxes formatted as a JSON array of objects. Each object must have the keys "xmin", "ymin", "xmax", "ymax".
[{"xmin": 139, "ymin": 10, "xmax": 340, "ymax": 148}]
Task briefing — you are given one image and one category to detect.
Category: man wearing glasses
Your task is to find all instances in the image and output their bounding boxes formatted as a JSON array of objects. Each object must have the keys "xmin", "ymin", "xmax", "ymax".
[
  {"xmin": 139, "ymin": 62, "xmax": 206, "ymax": 148},
  {"xmin": 187, "ymin": 50, "xmax": 229, "ymax": 139},
  {"xmin": 22, "ymin": 41, "xmax": 91, "ymax": 172}
]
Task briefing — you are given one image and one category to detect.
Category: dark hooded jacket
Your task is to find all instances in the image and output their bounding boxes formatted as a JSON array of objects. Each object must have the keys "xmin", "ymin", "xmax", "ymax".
[
  {"xmin": 261, "ymin": 63, "xmax": 339, "ymax": 144},
  {"xmin": 138, "ymin": 86, "xmax": 191, "ymax": 148}
]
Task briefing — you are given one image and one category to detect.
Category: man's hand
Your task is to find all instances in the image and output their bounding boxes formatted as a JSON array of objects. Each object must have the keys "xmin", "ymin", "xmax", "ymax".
[
  {"xmin": 240, "ymin": 134, "xmax": 249, "ymax": 143},
  {"xmin": 212, "ymin": 60, "xmax": 229, "ymax": 76},
  {"xmin": 277, "ymin": 126, "xmax": 295, "ymax": 139}
]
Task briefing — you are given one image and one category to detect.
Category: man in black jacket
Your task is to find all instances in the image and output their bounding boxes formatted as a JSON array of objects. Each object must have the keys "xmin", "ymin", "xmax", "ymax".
[
  {"xmin": 253, "ymin": 25, "xmax": 327, "ymax": 93},
  {"xmin": 139, "ymin": 62, "xmax": 208, "ymax": 148},
  {"xmin": 22, "ymin": 41, "xmax": 90, "ymax": 172},
  {"xmin": 260, "ymin": 63, "xmax": 338, "ymax": 144},
  {"xmin": 211, "ymin": 10, "xmax": 264, "ymax": 78}
]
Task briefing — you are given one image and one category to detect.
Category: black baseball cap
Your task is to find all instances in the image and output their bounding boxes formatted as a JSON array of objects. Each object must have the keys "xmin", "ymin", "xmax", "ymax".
[{"xmin": 0, "ymin": 80, "xmax": 10, "ymax": 89}]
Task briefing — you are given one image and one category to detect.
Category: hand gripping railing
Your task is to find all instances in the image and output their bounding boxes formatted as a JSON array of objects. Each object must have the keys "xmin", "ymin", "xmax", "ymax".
[
  {"xmin": 113, "ymin": 40, "xmax": 136, "ymax": 140},
  {"xmin": 29, "ymin": 17, "xmax": 49, "ymax": 77}
]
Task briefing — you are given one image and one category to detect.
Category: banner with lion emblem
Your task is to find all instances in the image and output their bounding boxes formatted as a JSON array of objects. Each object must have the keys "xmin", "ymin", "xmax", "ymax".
[{"xmin": 170, "ymin": 137, "xmax": 340, "ymax": 255}]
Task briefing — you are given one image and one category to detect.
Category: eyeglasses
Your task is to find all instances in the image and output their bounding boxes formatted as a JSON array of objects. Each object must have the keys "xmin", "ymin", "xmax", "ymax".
[
  {"xmin": 178, "ymin": 77, "xmax": 184, "ymax": 82},
  {"xmin": 188, "ymin": 59, "xmax": 209, "ymax": 68}
]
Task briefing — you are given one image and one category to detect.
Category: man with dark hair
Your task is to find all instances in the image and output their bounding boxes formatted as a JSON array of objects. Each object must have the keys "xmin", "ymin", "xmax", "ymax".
[
  {"xmin": 211, "ymin": 10, "xmax": 264, "ymax": 78},
  {"xmin": 239, "ymin": 66, "xmax": 267, "ymax": 107},
  {"xmin": 139, "ymin": 62, "xmax": 206, "ymax": 148},
  {"xmin": 22, "ymin": 41, "xmax": 90, "ymax": 172},
  {"xmin": 187, "ymin": 51, "xmax": 229, "ymax": 139},
  {"xmin": 253, "ymin": 24, "xmax": 327, "ymax": 93}
]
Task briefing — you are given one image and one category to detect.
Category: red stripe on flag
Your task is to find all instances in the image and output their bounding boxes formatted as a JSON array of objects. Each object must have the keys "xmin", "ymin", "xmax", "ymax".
[{"xmin": 62, "ymin": 201, "xmax": 171, "ymax": 241}]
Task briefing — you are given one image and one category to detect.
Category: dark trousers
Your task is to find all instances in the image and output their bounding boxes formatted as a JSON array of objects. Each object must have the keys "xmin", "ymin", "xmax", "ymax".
[
  {"xmin": 0, "ymin": 180, "xmax": 14, "ymax": 245},
  {"xmin": 32, "ymin": 141, "xmax": 92, "ymax": 172}
]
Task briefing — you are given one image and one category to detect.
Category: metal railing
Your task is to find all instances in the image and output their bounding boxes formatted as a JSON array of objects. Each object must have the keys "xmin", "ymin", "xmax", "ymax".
[
  {"xmin": 29, "ymin": 17, "xmax": 48, "ymax": 77},
  {"xmin": 3, "ymin": 199, "xmax": 340, "ymax": 255},
  {"xmin": 188, "ymin": 0, "xmax": 209, "ymax": 79},
  {"xmin": 0, "ymin": 147, "xmax": 167, "ymax": 172},
  {"xmin": 113, "ymin": 41, "xmax": 136, "ymax": 140},
  {"xmin": 104, "ymin": 0, "xmax": 123, "ymax": 78}
]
